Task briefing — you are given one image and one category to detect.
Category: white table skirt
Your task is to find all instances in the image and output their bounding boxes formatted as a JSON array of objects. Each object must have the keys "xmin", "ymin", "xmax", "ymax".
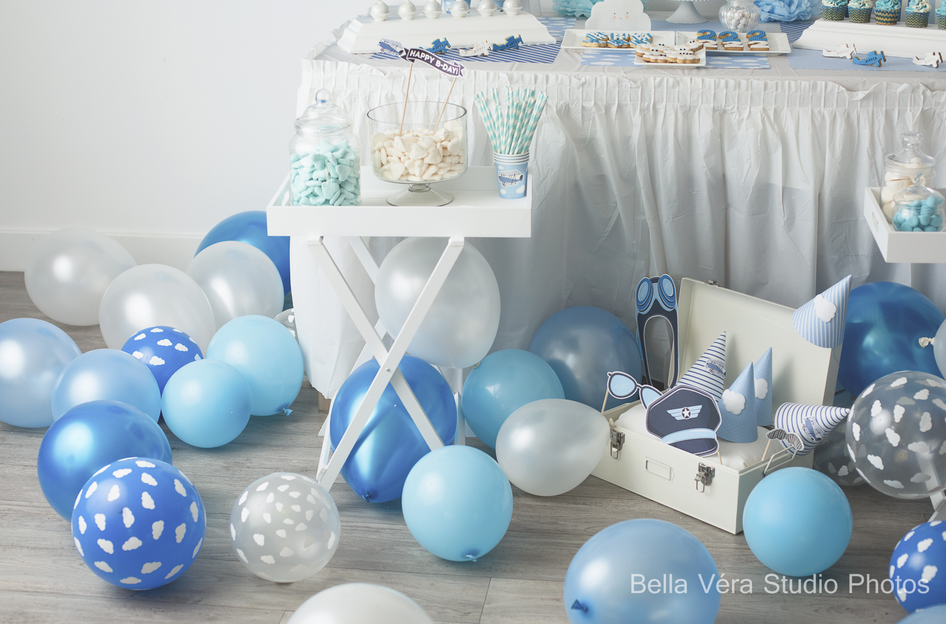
[{"xmin": 294, "ymin": 39, "xmax": 946, "ymax": 398}]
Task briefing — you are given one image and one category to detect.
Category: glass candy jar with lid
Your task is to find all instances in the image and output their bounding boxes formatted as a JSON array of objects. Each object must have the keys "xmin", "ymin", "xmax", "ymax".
[
  {"xmin": 881, "ymin": 132, "xmax": 936, "ymax": 219},
  {"xmin": 719, "ymin": 0, "xmax": 761, "ymax": 32},
  {"xmin": 289, "ymin": 89, "xmax": 360, "ymax": 206},
  {"xmin": 892, "ymin": 175, "xmax": 944, "ymax": 232}
]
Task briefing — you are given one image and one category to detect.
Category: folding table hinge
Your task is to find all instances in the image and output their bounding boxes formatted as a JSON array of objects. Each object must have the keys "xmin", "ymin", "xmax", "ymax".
[
  {"xmin": 609, "ymin": 429, "xmax": 625, "ymax": 459},
  {"xmin": 695, "ymin": 463, "xmax": 715, "ymax": 493}
]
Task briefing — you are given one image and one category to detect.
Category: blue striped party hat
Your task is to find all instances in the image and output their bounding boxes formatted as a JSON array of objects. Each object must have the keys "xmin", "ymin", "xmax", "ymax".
[
  {"xmin": 717, "ymin": 362, "xmax": 758, "ymax": 443},
  {"xmin": 677, "ymin": 332, "xmax": 727, "ymax": 402},
  {"xmin": 773, "ymin": 402, "xmax": 849, "ymax": 456},
  {"xmin": 754, "ymin": 347, "xmax": 774, "ymax": 427},
  {"xmin": 792, "ymin": 275, "xmax": 852, "ymax": 348}
]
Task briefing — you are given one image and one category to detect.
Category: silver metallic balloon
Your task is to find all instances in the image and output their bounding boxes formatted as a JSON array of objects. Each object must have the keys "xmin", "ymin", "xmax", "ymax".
[
  {"xmin": 25, "ymin": 228, "xmax": 136, "ymax": 326},
  {"xmin": 229, "ymin": 472, "xmax": 340, "ymax": 583},
  {"xmin": 495, "ymin": 398, "xmax": 610, "ymax": 496},
  {"xmin": 375, "ymin": 238, "xmax": 500, "ymax": 369},
  {"xmin": 275, "ymin": 308, "xmax": 297, "ymax": 340},
  {"xmin": 287, "ymin": 583, "xmax": 435, "ymax": 624},
  {"xmin": 0, "ymin": 318, "xmax": 81, "ymax": 428},
  {"xmin": 934, "ymin": 320, "xmax": 946, "ymax": 378},
  {"xmin": 98, "ymin": 264, "xmax": 216, "ymax": 353},
  {"xmin": 812, "ymin": 422, "xmax": 864, "ymax": 487},
  {"xmin": 187, "ymin": 241, "xmax": 284, "ymax": 330},
  {"xmin": 846, "ymin": 371, "xmax": 946, "ymax": 500}
]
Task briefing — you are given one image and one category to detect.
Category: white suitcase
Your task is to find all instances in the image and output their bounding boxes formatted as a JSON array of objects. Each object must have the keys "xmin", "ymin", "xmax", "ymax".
[{"xmin": 591, "ymin": 278, "xmax": 842, "ymax": 534}]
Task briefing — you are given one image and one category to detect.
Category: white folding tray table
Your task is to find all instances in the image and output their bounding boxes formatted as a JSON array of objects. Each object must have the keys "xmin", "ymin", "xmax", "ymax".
[{"xmin": 267, "ymin": 166, "xmax": 532, "ymax": 491}]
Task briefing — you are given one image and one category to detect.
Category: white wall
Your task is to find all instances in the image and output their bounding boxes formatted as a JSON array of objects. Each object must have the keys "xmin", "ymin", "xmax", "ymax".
[{"xmin": 0, "ymin": 0, "xmax": 372, "ymax": 270}]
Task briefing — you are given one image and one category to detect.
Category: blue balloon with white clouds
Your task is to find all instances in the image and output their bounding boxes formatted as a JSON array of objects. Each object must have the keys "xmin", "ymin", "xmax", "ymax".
[{"xmin": 121, "ymin": 326, "xmax": 202, "ymax": 394}]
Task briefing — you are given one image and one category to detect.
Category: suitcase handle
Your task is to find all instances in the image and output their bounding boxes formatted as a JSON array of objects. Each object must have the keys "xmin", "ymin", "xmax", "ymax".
[{"xmin": 763, "ymin": 445, "xmax": 798, "ymax": 475}]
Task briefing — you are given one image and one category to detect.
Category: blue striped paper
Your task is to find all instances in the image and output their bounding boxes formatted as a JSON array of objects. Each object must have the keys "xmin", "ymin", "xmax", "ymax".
[
  {"xmin": 678, "ymin": 332, "xmax": 727, "ymax": 402},
  {"xmin": 792, "ymin": 275, "xmax": 852, "ymax": 349},
  {"xmin": 774, "ymin": 402, "xmax": 849, "ymax": 456}
]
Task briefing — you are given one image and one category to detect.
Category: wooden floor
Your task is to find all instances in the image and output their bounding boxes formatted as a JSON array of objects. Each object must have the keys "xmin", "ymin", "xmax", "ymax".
[{"xmin": 0, "ymin": 269, "xmax": 935, "ymax": 624}]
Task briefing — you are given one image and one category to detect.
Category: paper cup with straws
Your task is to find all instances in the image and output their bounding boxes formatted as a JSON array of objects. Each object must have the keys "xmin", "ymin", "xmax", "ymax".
[
  {"xmin": 475, "ymin": 87, "xmax": 548, "ymax": 199},
  {"xmin": 493, "ymin": 152, "xmax": 529, "ymax": 199}
]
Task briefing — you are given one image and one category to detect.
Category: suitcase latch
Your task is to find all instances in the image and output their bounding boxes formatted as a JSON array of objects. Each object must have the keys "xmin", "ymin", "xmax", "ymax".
[
  {"xmin": 695, "ymin": 463, "xmax": 715, "ymax": 492},
  {"xmin": 610, "ymin": 429, "xmax": 625, "ymax": 459}
]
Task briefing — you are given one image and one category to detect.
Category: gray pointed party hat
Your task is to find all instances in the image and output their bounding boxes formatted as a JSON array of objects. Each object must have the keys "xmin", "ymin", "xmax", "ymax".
[
  {"xmin": 677, "ymin": 332, "xmax": 727, "ymax": 402},
  {"xmin": 754, "ymin": 347, "xmax": 774, "ymax": 427},
  {"xmin": 773, "ymin": 403, "xmax": 849, "ymax": 456},
  {"xmin": 717, "ymin": 362, "xmax": 758, "ymax": 443},
  {"xmin": 791, "ymin": 275, "xmax": 852, "ymax": 348}
]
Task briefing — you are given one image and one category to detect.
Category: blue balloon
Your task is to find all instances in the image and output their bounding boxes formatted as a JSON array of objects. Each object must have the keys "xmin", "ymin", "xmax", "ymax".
[
  {"xmin": 121, "ymin": 326, "xmax": 203, "ymax": 394},
  {"xmin": 72, "ymin": 457, "xmax": 205, "ymax": 590},
  {"xmin": 839, "ymin": 282, "xmax": 945, "ymax": 397},
  {"xmin": 401, "ymin": 445, "xmax": 512, "ymax": 562},
  {"xmin": 529, "ymin": 306, "xmax": 643, "ymax": 410},
  {"xmin": 37, "ymin": 400, "xmax": 172, "ymax": 520},
  {"xmin": 51, "ymin": 349, "xmax": 162, "ymax": 423},
  {"xmin": 0, "ymin": 318, "xmax": 81, "ymax": 428},
  {"xmin": 197, "ymin": 210, "xmax": 291, "ymax": 296},
  {"xmin": 890, "ymin": 521, "xmax": 946, "ymax": 612},
  {"xmin": 206, "ymin": 315, "xmax": 304, "ymax": 416},
  {"xmin": 564, "ymin": 519, "xmax": 720, "ymax": 624},
  {"xmin": 330, "ymin": 355, "xmax": 457, "ymax": 503},
  {"xmin": 743, "ymin": 467, "xmax": 852, "ymax": 577},
  {"xmin": 897, "ymin": 605, "xmax": 946, "ymax": 623},
  {"xmin": 161, "ymin": 359, "xmax": 251, "ymax": 448},
  {"xmin": 461, "ymin": 349, "xmax": 565, "ymax": 448}
]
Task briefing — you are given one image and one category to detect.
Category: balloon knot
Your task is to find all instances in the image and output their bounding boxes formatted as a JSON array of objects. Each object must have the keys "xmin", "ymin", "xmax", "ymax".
[
  {"xmin": 919, "ymin": 336, "xmax": 935, "ymax": 348},
  {"xmin": 571, "ymin": 600, "xmax": 588, "ymax": 612},
  {"xmin": 283, "ymin": 408, "xmax": 293, "ymax": 417},
  {"xmin": 464, "ymin": 552, "xmax": 479, "ymax": 562},
  {"xmin": 361, "ymin": 491, "xmax": 375, "ymax": 501}
]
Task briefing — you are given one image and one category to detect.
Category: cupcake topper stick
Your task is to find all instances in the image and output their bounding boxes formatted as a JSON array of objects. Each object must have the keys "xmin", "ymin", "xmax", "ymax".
[
  {"xmin": 435, "ymin": 76, "xmax": 459, "ymax": 132},
  {"xmin": 399, "ymin": 62, "xmax": 414, "ymax": 135}
]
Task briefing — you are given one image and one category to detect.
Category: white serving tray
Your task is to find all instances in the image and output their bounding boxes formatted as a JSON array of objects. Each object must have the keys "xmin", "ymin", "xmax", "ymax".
[
  {"xmin": 675, "ymin": 31, "xmax": 792, "ymax": 55},
  {"xmin": 266, "ymin": 166, "xmax": 531, "ymax": 238},
  {"xmin": 561, "ymin": 29, "xmax": 676, "ymax": 50},
  {"xmin": 634, "ymin": 47, "xmax": 706, "ymax": 67},
  {"xmin": 337, "ymin": 12, "xmax": 555, "ymax": 55},
  {"xmin": 863, "ymin": 187, "xmax": 946, "ymax": 264},
  {"xmin": 591, "ymin": 278, "xmax": 841, "ymax": 534},
  {"xmin": 794, "ymin": 19, "xmax": 946, "ymax": 59}
]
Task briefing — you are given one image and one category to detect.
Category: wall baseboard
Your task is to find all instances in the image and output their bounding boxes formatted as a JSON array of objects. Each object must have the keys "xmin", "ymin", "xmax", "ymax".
[{"xmin": 0, "ymin": 230, "xmax": 203, "ymax": 273}]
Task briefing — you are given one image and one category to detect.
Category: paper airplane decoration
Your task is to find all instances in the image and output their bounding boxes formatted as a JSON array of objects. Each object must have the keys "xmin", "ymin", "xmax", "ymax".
[
  {"xmin": 635, "ymin": 274, "xmax": 680, "ymax": 389},
  {"xmin": 792, "ymin": 275, "xmax": 852, "ymax": 348},
  {"xmin": 717, "ymin": 362, "xmax": 758, "ymax": 443},
  {"xmin": 754, "ymin": 348, "xmax": 774, "ymax": 427},
  {"xmin": 677, "ymin": 332, "xmax": 727, "ymax": 402},
  {"xmin": 773, "ymin": 403, "xmax": 849, "ymax": 456}
]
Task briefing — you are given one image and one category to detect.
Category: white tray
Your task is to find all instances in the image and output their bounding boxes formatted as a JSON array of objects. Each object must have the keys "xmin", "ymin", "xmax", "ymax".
[
  {"xmin": 267, "ymin": 166, "xmax": 532, "ymax": 239},
  {"xmin": 794, "ymin": 19, "xmax": 946, "ymax": 59},
  {"xmin": 863, "ymin": 187, "xmax": 946, "ymax": 264},
  {"xmin": 675, "ymin": 31, "xmax": 792, "ymax": 55},
  {"xmin": 561, "ymin": 29, "xmax": 676, "ymax": 50},
  {"xmin": 634, "ymin": 46, "xmax": 706, "ymax": 67}
]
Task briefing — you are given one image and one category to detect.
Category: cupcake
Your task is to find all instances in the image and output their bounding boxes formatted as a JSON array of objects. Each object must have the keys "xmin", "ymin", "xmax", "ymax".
[
  {"xmin": 939, "ymin": 0, "xmax": 946, "ymax": 28},
  {"xmin": 847, "ymin": 0, "xmax": 873, "ymax": 21},
  {"xmin": 821, "ymin": 0, "xmax": 847, "ymax": 20},
  {"xmin": 873, "ymin": 0, "xmax": 901, "ymax": 23},
  {"xmin": 905, "ymin": 0, "xmax": 931, "ymax": 26}
]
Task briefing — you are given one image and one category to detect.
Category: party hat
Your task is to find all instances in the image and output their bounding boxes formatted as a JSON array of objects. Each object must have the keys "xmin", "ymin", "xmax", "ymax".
[
  {"xmin": 677, "ymin": 332, "xmax": 727, "ymax": 402},
  {"xmin": 773, "ymin": 403, "xmax": 849, "ymax": 456},
  {"xmin": 754, "ymin": 348, "xmax": 774, "ymax": 427},
  {"xmin": 717, "ymin": 362, "xmax": 758, "ymax": 443},
  {"xmin": 792, "ymin": 275, "xmax": 852, "ymax": 348}
]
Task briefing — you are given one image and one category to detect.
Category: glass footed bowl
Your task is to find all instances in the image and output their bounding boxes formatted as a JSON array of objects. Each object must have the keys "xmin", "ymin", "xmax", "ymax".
[{"xmin": 367, "ymin": 102, "xmax": 468, "ymax": 206}]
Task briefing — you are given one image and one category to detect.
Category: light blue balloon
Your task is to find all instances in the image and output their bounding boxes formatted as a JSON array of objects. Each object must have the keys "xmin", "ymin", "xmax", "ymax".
[
  {"xmin": 0, "ymin": 318, "xmax": 81, "ymax": 428},
  {"xmin": 743, "ymin": 467, "xmax": 852, "ymax": 577},
  {"xmin": 898, "ymin": 605, "xmax": 946, "ymax": 623},
  {"xmin": 37, "ymin": 400, "xmax": 172, "ymax": 520},
  {"xmin": 51, "ymin": 348, "xmax": 162, "ymax": 423},
  {"xmin": 161, "ymin": 359, "xmax": 251, "ymax": 448},
  {"xmin": 529, "ymin": 306, "xmax": 643, "ymax": 411},
  {"xmin": 206, "ymin": 315, "xmax": 303, "ymax": 416},
  {"xmin": 563, "ymin": 519, "xmax": 721, "ymax": 624},
  {"xmin": 197, "ymin": 210, "xmax": 291, "ymax": 295},
  {"xmin": 461, "ymin": 349, "xmax": 565, "ymax": 448},
  {"xmin": 402, "ymin": 446, "xmax": 513, "ymax": 562}
]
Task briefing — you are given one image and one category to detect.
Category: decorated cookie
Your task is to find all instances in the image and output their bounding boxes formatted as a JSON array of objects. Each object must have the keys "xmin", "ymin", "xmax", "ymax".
[
  {"xmin": 697, "ymin": 29, "xmax": 716, "ymax": 40},
  {"xmin": 719, "ymin": 30, "xmax": 740, "ymax": 42},
  {"xmin": 746, "ymin": 30, "xmax": 767, "ymax": 41}
]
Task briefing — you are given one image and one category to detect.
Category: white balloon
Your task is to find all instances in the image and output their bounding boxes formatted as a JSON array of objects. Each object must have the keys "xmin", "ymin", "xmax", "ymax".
[
  {"xmin": 99, "ymin": 264, "xmax": 216, "ymax": 353},
  {"xmin": 287, "ymin": 583, "xmax": 435, "ymax": 624},
  {"xmin": 935, "ymin": 319, "xmax": 946, "ymax": 378},
  {"xmin": 375, "ymin": 238, "xmax": 500, "ymax": 368},
  {"xmin": 496, "ymin": 398, "xmax": 611, "ymax": 496},
  {"xmin": 187, "ymin": 241, "xmax": 284, "ymax": 330},
  {"xmin": 25, "ymin": 228, "xmax": 136, "ymax": 326}
]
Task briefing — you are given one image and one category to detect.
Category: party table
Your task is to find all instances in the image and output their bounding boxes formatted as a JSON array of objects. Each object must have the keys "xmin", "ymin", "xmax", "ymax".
[{"xmin": 289, "ymin": 14, "xmax": 946, "ymax": 402}]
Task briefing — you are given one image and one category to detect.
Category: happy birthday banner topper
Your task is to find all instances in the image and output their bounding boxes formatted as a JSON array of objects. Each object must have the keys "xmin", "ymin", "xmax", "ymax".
[{"xmin": 379, "ymin": 38, "xmax": 466, "ymax": 77}]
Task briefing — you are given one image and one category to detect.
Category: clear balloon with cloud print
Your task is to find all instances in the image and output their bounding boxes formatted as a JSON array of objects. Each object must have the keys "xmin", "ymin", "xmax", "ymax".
[
  {"xmin": 812, "ymin": 421, "xmax": 865, "ymax": 487},
  {"xmin": 846, "ymin": 371, "xmax": 946, "ymax": 500},
  {"xmin": 230, "ymin": 472, "xmax": 340, "ymax": 583}
]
